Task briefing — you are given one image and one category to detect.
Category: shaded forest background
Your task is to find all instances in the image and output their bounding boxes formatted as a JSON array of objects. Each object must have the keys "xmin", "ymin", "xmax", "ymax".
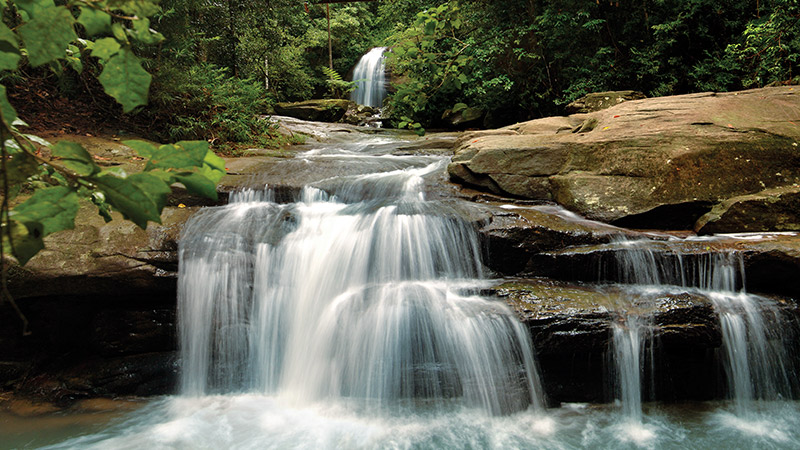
[{"xmin": 5, "ymin": 0, "xmax": 800, "ymax": 147}]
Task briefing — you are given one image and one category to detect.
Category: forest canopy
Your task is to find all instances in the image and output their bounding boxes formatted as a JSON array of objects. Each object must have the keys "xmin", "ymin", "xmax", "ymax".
[{"xmin": 2, "ymin": 0, "xmax": 799, "ymax": 135}]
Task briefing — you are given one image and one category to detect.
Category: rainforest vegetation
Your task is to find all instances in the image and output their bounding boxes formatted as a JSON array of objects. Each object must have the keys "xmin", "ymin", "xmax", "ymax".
[{"xmin": 3, "ymin": 1, "xmax": 800, "ymax": 140}]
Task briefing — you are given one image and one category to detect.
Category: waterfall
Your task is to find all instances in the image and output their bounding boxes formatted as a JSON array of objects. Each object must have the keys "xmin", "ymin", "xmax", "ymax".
[
  {"xmin": 610, "ymin": 239, "xmax": 796, "ymax": 416},
  {"xmin": 177, "ymin": 156, "xmax": 544, "ymax": 416},
  {"xmin": 350, "ymin": 47, "xmax": 387, "ymax": 108}
]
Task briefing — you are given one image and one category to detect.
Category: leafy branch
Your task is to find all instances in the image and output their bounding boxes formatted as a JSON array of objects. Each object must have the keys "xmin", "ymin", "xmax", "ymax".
[{"xmin": 0, "ymin": 0, "xmax": 225, "ymax": 335}]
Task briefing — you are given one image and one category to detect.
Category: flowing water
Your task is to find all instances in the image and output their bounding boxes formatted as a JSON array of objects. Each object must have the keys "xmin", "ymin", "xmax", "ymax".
[
  {"xmin": 607, "ymin": 238, "xmax": 798, "ymax": 425},
  {"xmin": 12, "ymin": 132, "xmax": 800, "ymax": 449},
  {"xmin": 351, "ymin": 47, "xmax": 387, "ymax": 108}
]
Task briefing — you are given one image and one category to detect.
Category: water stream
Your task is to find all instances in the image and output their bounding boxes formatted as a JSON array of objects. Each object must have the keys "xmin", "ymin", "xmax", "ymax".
[
  {"xmin": 608, "ymin": 239, "xmax": 797, "ymax": 424},
  {"xmin": 20, "ymin": 132, "xmax": 800, "ymax": 449},
  {"xmin": 351, "ymin": 47, "xmax": 387, "ymax": 108}
]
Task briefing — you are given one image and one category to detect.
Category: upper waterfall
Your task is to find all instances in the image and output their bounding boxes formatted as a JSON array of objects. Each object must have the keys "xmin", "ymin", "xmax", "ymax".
[{"xmin": 351, "ymin": 47, "xmax": 388, "ymax": 108}]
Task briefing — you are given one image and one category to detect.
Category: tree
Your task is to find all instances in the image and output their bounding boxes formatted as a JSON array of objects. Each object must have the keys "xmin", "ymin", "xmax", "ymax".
[{"xmin": 1, "ymin": 0, "xmax": 225, "ymax": 334}]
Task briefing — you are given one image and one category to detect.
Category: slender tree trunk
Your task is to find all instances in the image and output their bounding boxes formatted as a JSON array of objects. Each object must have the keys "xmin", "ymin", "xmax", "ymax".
[{"xmin": 327, "ymin": 4, "xmax": 333, "ymax": 70}]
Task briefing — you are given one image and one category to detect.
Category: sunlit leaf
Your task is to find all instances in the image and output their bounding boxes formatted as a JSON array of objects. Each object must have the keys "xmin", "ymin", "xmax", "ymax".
[
  {"xmin": 52, "ymin": 141, "xmax": 100, "ymax": 176},
  {"xmin": 1, "ymin": 219, "xmax": 43, "ymax": 265},
  {"xmin": 92, "ymin": 174, "xmax": 161, "ymax": 228},
  {"xmin": 98, "ymin": 48, "xmax": 152, "ymax": 112},
  {"xmin": 11, "ymin": 186, "xmax": 79, "ymax": 235}
]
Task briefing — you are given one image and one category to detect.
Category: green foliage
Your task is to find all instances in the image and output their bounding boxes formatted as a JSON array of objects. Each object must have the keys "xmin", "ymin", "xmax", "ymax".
[
  {"xmin": 0, "ymin": 0, "xmax": 225, "ymax": 337},
  {"xmin": 320, "ymin": 65, "xmax": 356, "ymax": 99},
  {"xmin": 147, "ymin": 61, "xmax": 275, "ymax": 144},
  {"xmin": 383, "ymin": 0, "xmax": 800, "ymax": 127},
  {"xmin": 725, "ymin": 0, "xmax": 800, "ymax": 87}
]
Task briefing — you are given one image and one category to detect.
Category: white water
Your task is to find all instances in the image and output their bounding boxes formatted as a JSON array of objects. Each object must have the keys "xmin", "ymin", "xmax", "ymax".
[
  {"xmin": 351, "ymin": 47, "xmax": 387, "ymax": 108},
  {"xmin": 35, "ymin": 136, "xmax": 800, "ymax": 449},
  {"xmin": 610, "ymin": 240, "xmax": 796, "ymax": 419}
]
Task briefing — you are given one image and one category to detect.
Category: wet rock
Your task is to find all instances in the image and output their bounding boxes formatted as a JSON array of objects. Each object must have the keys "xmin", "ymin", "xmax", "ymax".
[
  {"xmin": 565, "ymin": 90, "xmax": 646, "ymax": 114},
  {"xmin": 449, "ymin": 87, "xmax": 800, "ymax": 229},
  {"xmin": 509, "ymin": 233, "xmax": 800, "ymax": 299},
  {"xmin": 8, "ymin": 204, "xmax": 193, "ymax": 300},
  {"xmin": 476, "ymin": 203, "xmax": 639, "ymax": 276},
  {"xmin": 494, "ymin": 279, "xmax": 723, "ymax": 403},
  {"xmin": 274, "ymin": 99, "xmax": 353, "ymax": 122},
  {"xmin": 695, "ymin": 185, "xmax": 800, "ymax": 234}
]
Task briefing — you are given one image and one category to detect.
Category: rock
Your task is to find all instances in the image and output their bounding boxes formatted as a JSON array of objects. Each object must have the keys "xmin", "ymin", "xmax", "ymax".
[
  {"xmin": 8, "ymin": 204, "xmax": 193, "ymax": 300},
  {"xmin": 510, "ymin": 232, "xmax": 800, "ymax": 298},
  {"xmin": 449, "ymin": 87, "xmax": 800, "ymax": 229},
  {"xmin": 441, "ymin": 104, "xmax": 485, "ymax": 129},
  {"xmin": 274, "ymin": 99, "xmax": 353, "ymax": 122},
  {"xmin": 695, "ymin": 185, "xmax": 800, "ymax": 234},
  {"xmin": 565, "ymin": 90, "xmax": 646, "ymax": 114},
  {"xmin": 495, "ymin": 278, "xmax": 723, "ymax": 403},
  {"xmin": 476, "ymin": 203, "xmax": 640, "ymax": 275}
]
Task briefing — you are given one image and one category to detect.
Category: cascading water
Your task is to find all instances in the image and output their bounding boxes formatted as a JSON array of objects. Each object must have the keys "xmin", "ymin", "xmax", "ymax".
[
  {"xmin": 178, "ymin": 167, "xmax": 544, "ymax": 414},
  {"xmin": 351, "ymin": 47, "xmax": 387, "ymax": 108},
  {"xmin": 609, "ymin": 239, "xmax": 796, "ymax": 417}
]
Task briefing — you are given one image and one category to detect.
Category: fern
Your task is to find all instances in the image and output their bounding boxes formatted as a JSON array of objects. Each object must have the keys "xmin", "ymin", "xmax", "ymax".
[{"xmin": 320, "ymin": 66, "xmax": 356, "ymax": 99}]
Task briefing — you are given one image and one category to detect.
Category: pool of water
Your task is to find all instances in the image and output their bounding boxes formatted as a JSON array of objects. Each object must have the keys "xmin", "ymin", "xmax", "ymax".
[{"xmin": 5, "ymin": 397, "xmax": 797, "ymax": 449}]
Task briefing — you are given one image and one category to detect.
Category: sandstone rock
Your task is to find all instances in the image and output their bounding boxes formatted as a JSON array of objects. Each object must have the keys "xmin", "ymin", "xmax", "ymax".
[
  {"xmin": 449, "ymin": 87, "xmax": 800, "ymax": 229},
  {"xmin": 565, "ymin": 90, "xmax": 646, "ymax": 114},
  {"xmin": 695, "ymin": 185, "xmax": 800, "ymax": 234},
  {"xmin": 274, "ymin": 99, "xmax": 353, "ymax": 122}
]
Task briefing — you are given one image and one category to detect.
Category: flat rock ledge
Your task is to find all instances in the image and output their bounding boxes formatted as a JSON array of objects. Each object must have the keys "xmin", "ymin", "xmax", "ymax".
[{"xmin": 449, "ymin": 86, "xmax": 800, "ymax": 231}]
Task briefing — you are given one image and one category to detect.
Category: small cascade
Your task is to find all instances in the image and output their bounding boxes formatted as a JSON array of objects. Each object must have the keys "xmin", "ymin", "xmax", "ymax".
[
  {"xmin": 177, "ymin": 156, "xmax": 544, "ymax": 416},
  {"xmin": 350, "ymin": 47, "xmax": 387, "ymax": 108},
  {"xmin": 609, "ymin": 238, "xmax": 796, "ymax": 417},
  {"xmin": 611, "ymin": 316, "xmax": 652, "ymax": 423}
]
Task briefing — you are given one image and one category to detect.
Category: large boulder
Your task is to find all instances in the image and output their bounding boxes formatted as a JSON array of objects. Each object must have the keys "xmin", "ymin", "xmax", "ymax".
[
  {"xmin": 448, "ymin": 87, "xmax": 800, "ymax": 229},
  {"xmin": 565, "ymin": 90, "xmax": 646, "ymax": 114},
  {"xmin": 274, "ymin": 99, "xmax": 353, "ymax": 122}
]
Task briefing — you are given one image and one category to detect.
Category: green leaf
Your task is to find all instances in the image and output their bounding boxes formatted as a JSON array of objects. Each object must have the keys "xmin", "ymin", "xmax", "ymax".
[
  {"xmin": 52, "ymin": 141, "xmax": 100, "ymax": 176},
  {"xmin": 105, "ymin": 0, "xmax": 161, "ymax": 17},
  {"xmin": 92, "ymin": 174, "xmax": 161, "ymax": 228},
  {"xmin": 131, "ymin": 18, "xmax": 164, "ymax": 44},
  {"xmin": 424, "ymin": 20, "xmax": 437, "ymax": 36},
  {"xmin": 11, "ymin": 186, "xmax": 79, "ymax": 236},
  {"xmin": 203, "ymin": 149, "xmax": 226, "ymax": 173},
  {"xmin": 398, "ymin": 121, "xmax": 408, "ymax": 129},
  {"xmin": 78, "ymin": 7, "xmax": 111, "ymax": 37},
  {"xmin": 452, "ymin": 102, "xmax": 468, "ymax": 113},
  {"xmin": 2, "ymin": 219, "xmax": 44, "ymax": 265},
  {"xmin": 18, "ymin": 6, "xmax": 78, "ymax": 67},
  {"xmin": 5, "ymin": 149, "xmax": 38, "ymax": 186},
  {"xmin": 175, "ymin": 171, "xmax": 218, "ymax": 200},
  {"xmin": 111, "ymin": 23, "xmax": 127, "ymax": 43},
  {"xmin": 145, "ymin": 141, "xmax": 207, "ymax": 170},
  {"xmin": 198, "ymin": 163, "xmax": 225, "ymax": 184},
  {"xmin": 0, "ymin": 85, "xmax": 18, "ymax": 125},
  {"xmin": 11, "ymin": 0, "xmax": 54, "ymax": 19},
  {"xmin": 128, "ymin": 172, "xmax": 171, "ymax": 211},
  {"xmin": 98, "ymin": 48, "xmax": 152, "ymax": 113},
  {"xmin": 122, "ymin": 139, "xmax": 157, "ymax": 158},
  {"xmin": 0, "ymin": 23, "xmax": 21, "ymax": 71},
  {"xmin": 91, "ymin": 37, "xmax": 121, "ymax": 61}
]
